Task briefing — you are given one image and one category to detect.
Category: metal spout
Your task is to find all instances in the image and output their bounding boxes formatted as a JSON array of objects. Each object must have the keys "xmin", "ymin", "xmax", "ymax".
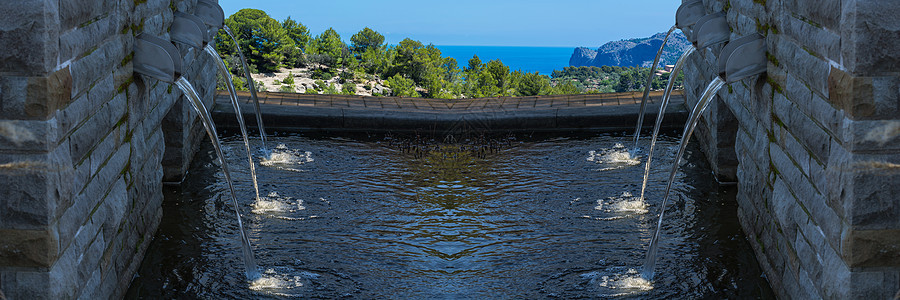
[
  {"xmin": 693, "ymin": 12, "xmax": 730, "ymax": 48},
  {"xmin": 675, "ymin": 0, "xmax": 706, "ymax": 41},
  {"xmin": 718, "ymin": 34, "xmax": 767, "ymax": 83},
  {"xmin": 171, "ymin": 12, "xmax": 208, "ymax": 48},
  {"xmin": 195, "ymin": 0, "xmax": 225, "ymax": 29},
  {"xmin": 134, "ymin": 34, "xmax": 182, "ymax": 83}
]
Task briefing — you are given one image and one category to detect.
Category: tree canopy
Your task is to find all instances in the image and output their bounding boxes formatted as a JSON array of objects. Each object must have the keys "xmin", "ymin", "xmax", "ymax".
[{"xmin": 215, "ymin": 9, "xmax": 678, "ymax": 98}]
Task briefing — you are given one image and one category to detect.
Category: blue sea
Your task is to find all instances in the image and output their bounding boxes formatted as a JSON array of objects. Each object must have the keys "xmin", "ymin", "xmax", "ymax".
[{"xmin": 434, "ymin": 45, "xmax": 574, "ymax": 77}]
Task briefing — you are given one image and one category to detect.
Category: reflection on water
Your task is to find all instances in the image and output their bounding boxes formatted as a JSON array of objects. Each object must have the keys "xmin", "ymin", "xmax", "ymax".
[{"xmin": 126, "ymin": 132, "xmax": 773, "ymax": 298}]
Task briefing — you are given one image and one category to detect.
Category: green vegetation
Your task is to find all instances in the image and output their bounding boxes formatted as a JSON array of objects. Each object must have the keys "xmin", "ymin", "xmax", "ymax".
[
  {"xmin": 216, "ymin": 8, "xmax": 683, "ymax": 99},
  {"xmin": 551, "ymin": 66, "xmax": 684, "ymax": 93}
]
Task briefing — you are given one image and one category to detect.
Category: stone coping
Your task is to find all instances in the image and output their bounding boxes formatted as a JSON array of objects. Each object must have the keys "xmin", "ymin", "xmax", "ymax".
[{"xmin": 211, "ymin": 90, "xmax": 688, "ymax": 133}]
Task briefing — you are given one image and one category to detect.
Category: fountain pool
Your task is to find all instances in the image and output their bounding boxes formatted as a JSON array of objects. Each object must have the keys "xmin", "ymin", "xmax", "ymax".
[{"xmin": 125, "ymin": 132, "xmax": 773, "ymax": 298}]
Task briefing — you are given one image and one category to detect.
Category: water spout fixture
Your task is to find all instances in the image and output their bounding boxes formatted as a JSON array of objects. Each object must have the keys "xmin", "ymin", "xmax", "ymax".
[
  {"xmin": 692, "ymin": 12, "xmax": 730, "ymax": 48},
  {"xmin": 133, "ymin": 34, "xmax": 182, "ymax": 83},
  {"xmin": 675, "ymin": 0, "xmax": 706, "ymax": 40},
  {"xmin": 195, "ymin": 0, "xmax": 225, "ymax": 29},
  {"xmin": 718, "ymin": 34, "xmax": 767, "ymax": 83},
  {"xmin": 171, "ymin": 12, "xmax": 208, "ymax": 48}
]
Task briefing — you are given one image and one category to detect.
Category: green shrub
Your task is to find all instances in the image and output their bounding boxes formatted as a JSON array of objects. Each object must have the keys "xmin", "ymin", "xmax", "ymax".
[
  {"xmin": 342, "ymin": 82, "xmax": 356, "ymax": 95},
  {"xmin": 279, "ymin": 85, "xmax": 295, "ymax": 93},
  {"xmin": 322, "ymin": 83, "xmax": 339, "ymax": 94}
]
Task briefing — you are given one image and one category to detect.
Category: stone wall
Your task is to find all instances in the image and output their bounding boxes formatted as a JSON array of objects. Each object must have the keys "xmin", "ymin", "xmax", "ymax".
[
  {"xmin": 0, "ymin": 0, "xmax": 215, "ymax": 298},
  {"xmin": 682, "ymin": 0, "xmax": 900, "ymax": 298}
]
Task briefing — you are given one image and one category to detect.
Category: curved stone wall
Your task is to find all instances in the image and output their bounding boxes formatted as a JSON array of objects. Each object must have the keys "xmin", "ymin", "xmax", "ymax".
[
  {"xmin": 0, "ymin": 0, "xmax": 216, "ymax": 298},
  {"xmin": 682, "ymin": 0, "xmax": 900, "ymax": 298}
]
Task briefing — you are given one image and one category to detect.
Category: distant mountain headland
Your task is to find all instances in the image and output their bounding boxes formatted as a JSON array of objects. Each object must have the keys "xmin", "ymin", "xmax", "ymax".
[{"xmin": 570, "ymin": 31, "xmax": 691, "ymax": 68}]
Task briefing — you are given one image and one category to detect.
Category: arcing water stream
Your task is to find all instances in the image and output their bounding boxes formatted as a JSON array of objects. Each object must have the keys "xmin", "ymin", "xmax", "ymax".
[
  {"xmin": 641, "ymin": 76, "xmax": 727, "ymax": 280},
  {"xmin": 223, "ymin": 24, "xmax": 269, "ymax": 153},
  {"xmin": 632, "ymin": 25, "xmax": 677, "ymax": 151},
  {"xmin": 175, "ymin": 77, "xmax": 260, "ymax": 280},
  {"xmin": 637, "ymin": 46, "xmax": 696, "ymax": 203}
]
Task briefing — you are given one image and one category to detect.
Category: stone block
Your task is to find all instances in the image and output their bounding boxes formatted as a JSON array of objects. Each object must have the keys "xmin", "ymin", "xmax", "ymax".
[
  {"xmin": 99, "ymin": 178, "xmax": 129, "ymax": 240},
  {"xmin": 25, "ymin": 67, "xmax": 74, "ymax": 120},
  {"xmin": 0, "ymin": 118, "xmax": 60, "ymax": 152},
  {"xmin": 844, "ymin": 229, "xmax": 900, "ymax": 269},
  {"xmin": 777, "ymin": 125, "xmax": 812, "ymax": 177},
  {"xmin": 828, "ymin": 67, "xmax": 877, "ymax": 120},
  {"xmin": 0, "ymin": 0, "xmax": 60, "ymax": 76},
  {"xmin": 771, "ymin": 35, "xmax": 831, "ymax": 98},
  {"xmin": 89, "ymin": 74, "xmax": 117, "ymax": 112},
  {"xmin": 0, "ymin": 76, "xmax": 29, "ymax": 119},
  {"xmin": 841, "ymin": 152, "xmax": 900, "ymax": 230},
  {"xmin": 88, "ymin": 133, "xmax": 118, "ymax": 178},
  {"xmin": 870, "ymin": 76, "xmax": 900, "ymax": 121},
  {"xmin": 779, "ymin": 13, "xmax": 841, "ymax": 63},
  {"xmin": 850, "ymin": 119, "xmax": 900, "ymax": 153},
  {"xmin": 68, "ymin": 103, "xmax": 112, "ymax": 164},
  {"xmin": 56, "ymin": 93, "xmax": 92, "ymax": 140},
  {"xmin": 777, "ymin": 94, "xmax": 833, "ymax": 165},
  {"xmin": 0, "ymin": 146, "xmax": 74, "ymax": 230},
  {"xmin": 848, "ymin": 270, "xmax": 900, "ymax": 299},
  {"xmin": 58, "ymin": 0, "xmax": 117, "ymax": 30},
  {"xmin": 69, "ymin": 37, "xmax": 126, "ymax": 99},
  {"xmin": 772, "ymin": 179, "xmax": 802, "ymax": 243},
  {"xmin": 0, "ymin": 228, "xmax": 59, "ymax": 268},
  {"xmin": 1, "ymin": 271, "xmax": 50, "ymax": 299},
  {"xmin": 59, "ymin": 13, "xmax": 122, "ymax": 62},
  {"xmin": 840, "ymin": 0, "xmax": 900, "ymax": 76},
  {"xmin": 782, "ymin": 0, "xmax": 841, "ymax": 30}
]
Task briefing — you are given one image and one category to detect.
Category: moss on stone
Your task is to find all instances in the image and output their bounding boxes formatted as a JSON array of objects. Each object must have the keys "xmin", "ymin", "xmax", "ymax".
[
  {"xmin": 802, "ymin": 46, "xmax": 821, "ymax": 59},
  {"xmin": 80, "ymin": 46, "xmax": 99, "ymax": 59},
  {"xmin": 766, "ymin": 52, "xmax": 781, "ymax": 67},
  {"xmin": 766, "ymin": 76, "xmax": 784, "ymax": 94},
  {"xmin": 120, "ymin": 52, "xmax": 134, "ymax": 67},
  {"xmin": 130, "ymin": 19, "xmax": 145, "ymax": 36}
]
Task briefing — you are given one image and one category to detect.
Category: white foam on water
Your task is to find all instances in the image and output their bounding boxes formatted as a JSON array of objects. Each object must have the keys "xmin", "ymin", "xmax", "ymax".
[
  {"xmin": 260, "ymin": 144, "xmax": 314, "ymax": 171},
  {"xmin": 252, "ymin": 192, "xmax": 305, "ymax": 215},
  {"xmin": 583, "ymin": 268, "xmax": 654, "ymax": 297},
  {"xmin": 596, "ymin": 192, "xmax": 649, "ymax": 214},
  {"xmin": 249, "ymin": 268, "xmax": 310, "ymax": 297},
  {"xmin": 587, "ymin": 144, "xmax": 641, "ymax": 171}
]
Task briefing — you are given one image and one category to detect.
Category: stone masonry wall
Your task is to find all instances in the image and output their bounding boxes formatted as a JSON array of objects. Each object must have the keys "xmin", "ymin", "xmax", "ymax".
[
  {"xmin": 0, "ymin": 0, "xmax": 215, "ymax": 298},
  {"xmin": 682, "ymin": 0, "xmax": 900, "ymax": 298}
]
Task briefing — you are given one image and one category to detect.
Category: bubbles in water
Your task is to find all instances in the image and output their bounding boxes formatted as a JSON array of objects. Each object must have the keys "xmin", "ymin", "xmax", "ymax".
[
  {"xmin": 252, "ymin": 192, "xmax": 307, "ymax": 219},
  {"xmin": 582, "ymin": 268, "xmax": 653, "ymax": 297},
  {"xmin": 596, "ymin": 192, "xmax": 648, "ymax": 214},
  {"xmin": 260, "ymin": 144, "xmax": 314, "ymax": 172},
  {"xmin": 249, "ymin": 268, "xmax": 315, "ymax": 297},
  {"xmin": 587, "ymin": 144, "xmax": 641, "ymax": 171},
  {"xmin": 582, "ymin": 192, "xmax": 648, "ymax": 221}
]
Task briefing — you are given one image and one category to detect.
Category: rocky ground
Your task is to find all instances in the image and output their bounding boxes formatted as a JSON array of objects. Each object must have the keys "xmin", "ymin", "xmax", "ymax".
[{"xmin": 250, "ymin": 66, "xmax": 391, "ymax": 95}]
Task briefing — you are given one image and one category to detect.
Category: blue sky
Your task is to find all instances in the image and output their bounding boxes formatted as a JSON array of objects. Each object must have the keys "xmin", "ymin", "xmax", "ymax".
[{"xmin": 217, "ymin": 0, "xmax": 681, "ymax": 47}]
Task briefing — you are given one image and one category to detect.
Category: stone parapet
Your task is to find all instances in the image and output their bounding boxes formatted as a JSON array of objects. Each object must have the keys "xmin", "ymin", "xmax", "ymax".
[
  {"xmin": 683, "ymin": 0, "xmax": 900, "ymax": 298},
  {"xmin": 0, "ymin": 0, "xmax": 215, "ymax": 298}
]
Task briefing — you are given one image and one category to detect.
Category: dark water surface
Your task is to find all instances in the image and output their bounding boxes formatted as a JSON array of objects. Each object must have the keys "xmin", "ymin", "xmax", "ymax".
[{"xmin": 126, "ymin": 132, "xmax": 773, "ymax": 299}]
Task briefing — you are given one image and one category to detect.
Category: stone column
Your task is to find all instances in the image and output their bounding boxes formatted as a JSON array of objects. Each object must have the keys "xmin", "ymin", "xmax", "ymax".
[
  {"xmin": 682, "ymin": 0, "xmax": 900, "ymax": 298},
  {"xmin": 0, "ymin": 0, "xmax": 216, "ymax": 298}
]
